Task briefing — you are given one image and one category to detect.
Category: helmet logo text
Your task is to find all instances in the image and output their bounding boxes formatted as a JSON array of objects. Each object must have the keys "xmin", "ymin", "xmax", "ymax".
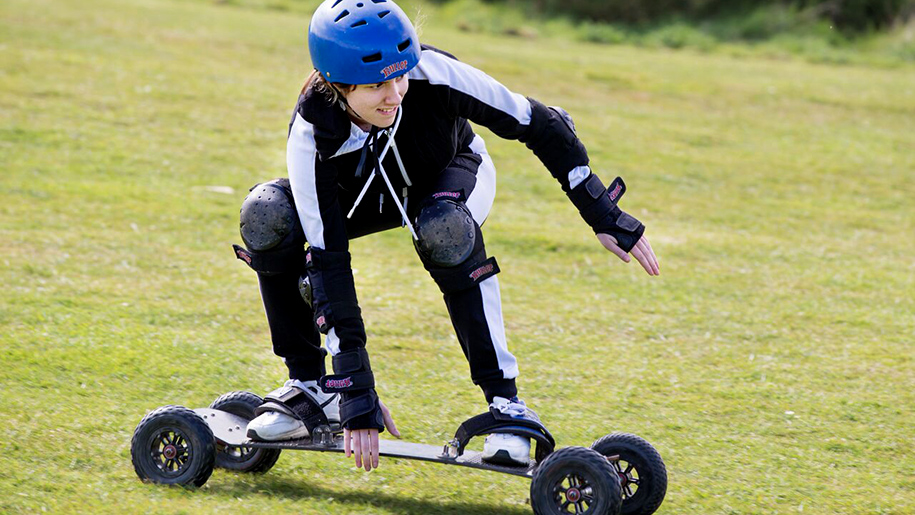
[{"xmin": 381, "ymin": 60, "xmax": 408, "ymax": 78}]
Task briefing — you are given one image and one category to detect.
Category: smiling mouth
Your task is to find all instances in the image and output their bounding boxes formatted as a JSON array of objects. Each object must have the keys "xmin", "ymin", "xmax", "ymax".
[{"xmin": 378, "ymin": 106, "xmax": 398, "ymax": 115}]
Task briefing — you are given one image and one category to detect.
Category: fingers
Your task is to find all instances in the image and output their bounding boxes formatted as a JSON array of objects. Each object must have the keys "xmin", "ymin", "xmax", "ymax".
[
  {"xmin": 361, "ymin": 429, "xmax": 373, "ymax": 471},
  {"xmin": 352, "ymin": 429, "xmax": 361, "ymax": 468},
  {"xmin": 597, "ymin": 233, "xmax": 660, "ymax": 275},
  {"xmin": 636, "ymin": 236, "xmax": 660, "ymax": 275},
  {"xmin": 371, "ymin": 430, "xmax": 380, "ymax": 470},
  {"xmin": 380, "ymin": 400, "xmax": 401, "ymax": 438},
  {"xmin": 632, "ymin": 237, "xmax": 660, "ymax": 276},
  {"xmin": 645, "ymin": 237, "xmax": 660, "ymax": 274},
  {"xmin": 348, "ymin": 429, "xmax": 379, "ymax": 471},
  {"xmin": 597, "ymin": 233, "xmax": 631, "ymax": 263}
]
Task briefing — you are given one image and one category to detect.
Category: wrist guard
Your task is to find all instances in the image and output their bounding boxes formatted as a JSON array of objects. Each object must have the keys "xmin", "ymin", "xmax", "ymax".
[
  {"xmin": 567, "ymin": 174, "xmax": 645, "ymax": 252},
  {"xmin": 319, "ymin": 348, "xmax": 384, "ymax": 432}
]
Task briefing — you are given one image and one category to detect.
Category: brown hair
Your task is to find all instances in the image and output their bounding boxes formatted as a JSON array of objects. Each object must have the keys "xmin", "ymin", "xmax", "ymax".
[{"xmin": 301, "ymin": 70, "xmax": 355, "ymax": 105}]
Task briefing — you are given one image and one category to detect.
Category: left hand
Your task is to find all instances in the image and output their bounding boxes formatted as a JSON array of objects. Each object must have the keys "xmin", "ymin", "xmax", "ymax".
[
  {"xmin": 597, "ymin": 233, "xmax": 660, "ymax": 276},
  {"xmin": 343, "ymin": 399, "xmax": 400, "ymax": 472}
]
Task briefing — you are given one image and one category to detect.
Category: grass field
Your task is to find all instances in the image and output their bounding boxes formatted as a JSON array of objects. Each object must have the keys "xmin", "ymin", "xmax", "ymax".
[{"xmin": 1, "ymin": 0, "xmax": 914, "ymax": 513}]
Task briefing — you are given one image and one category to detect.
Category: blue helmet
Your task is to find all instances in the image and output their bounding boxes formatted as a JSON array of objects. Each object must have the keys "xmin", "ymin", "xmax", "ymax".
[{"xmin": 308, "ymin": 0, "xmax": 421, "ymax": 85}]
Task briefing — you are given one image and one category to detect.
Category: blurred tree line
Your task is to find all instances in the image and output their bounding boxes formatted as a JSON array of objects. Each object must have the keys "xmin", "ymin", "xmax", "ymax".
[{"xmin": 436, "ymin": 0, "xmax": 914, "ymax": 31}]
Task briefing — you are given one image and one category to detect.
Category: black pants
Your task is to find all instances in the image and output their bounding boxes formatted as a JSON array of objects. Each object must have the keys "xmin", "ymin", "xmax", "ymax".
[{"xmin": 256, "ymin": 135, "xmax": 518, "ymax": 402}]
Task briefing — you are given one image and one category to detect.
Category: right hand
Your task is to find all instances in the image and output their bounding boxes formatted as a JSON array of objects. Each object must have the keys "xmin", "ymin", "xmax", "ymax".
[
  {"xmin": 343, "ymin": 399, "xmax": 400, "ymax": 472},
  {"xmin": 597, "ymin": 233, "xmax": 660, "ymax": 276}
]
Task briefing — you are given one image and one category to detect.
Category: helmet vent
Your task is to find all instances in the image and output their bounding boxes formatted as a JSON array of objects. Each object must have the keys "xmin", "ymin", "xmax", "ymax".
[
  {"xmin": 362, "ymin": 52, "xmax": 382, "ymax": 63},
  {"xmin": 351, "ymin": 19, "xmax": 367, "ymax": 27},
  {"xmin": 371, "ymin": 0, "xmax": 387, "ymax": 3},
  {"xmin": 397, "ymin": 39, "xmax": 412, "ymax": 52},
  {"xmin": 378, "ymin": 10, "xmax": 390, "ymax": 18},
  {"xmin": 331, "ymin": 0, "xmax": 343, "ymax": 6},
  {"xmin": 334, "ymin": 10, "xmax": 350, "ymax": 22}
]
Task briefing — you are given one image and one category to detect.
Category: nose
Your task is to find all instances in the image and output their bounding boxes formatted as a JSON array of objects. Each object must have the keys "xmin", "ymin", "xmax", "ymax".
[{"xmin": 384, "ymin": 80, "xmax": 405, "ymax": 104}]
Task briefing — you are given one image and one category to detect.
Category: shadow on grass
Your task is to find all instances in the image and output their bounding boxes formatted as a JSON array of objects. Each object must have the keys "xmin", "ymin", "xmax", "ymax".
[{"xmin": 206, "ymin": 474, "xmax": 531, "ymax": 515}]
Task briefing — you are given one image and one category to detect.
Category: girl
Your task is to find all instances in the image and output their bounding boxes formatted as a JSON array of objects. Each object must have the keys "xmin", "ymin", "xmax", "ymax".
[{"xmin": 233, "ymin": 0, "xmax": 660, "ymax": 472}]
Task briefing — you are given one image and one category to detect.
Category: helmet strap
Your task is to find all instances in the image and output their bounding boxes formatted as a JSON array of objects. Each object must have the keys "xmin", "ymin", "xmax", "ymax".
[{"xmin": 325, "ymin": 78, "xmax": 373, "ymax": 127}]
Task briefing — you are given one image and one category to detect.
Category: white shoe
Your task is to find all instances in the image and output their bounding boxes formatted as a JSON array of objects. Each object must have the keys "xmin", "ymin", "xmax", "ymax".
[
  {"xmin": 481, "ymin": 396, "xmax": 533, "ymax": 466},
  {"xmin": 246, "ymin": 379, "xmax": 340, "ymax": 441},
  {"xmin": 246, "ymin": 411, "xmax": 310, "ymax": 441}
]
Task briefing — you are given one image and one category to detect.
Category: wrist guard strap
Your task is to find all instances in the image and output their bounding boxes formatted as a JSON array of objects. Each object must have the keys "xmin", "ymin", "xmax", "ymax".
[{"xmin": 567, "ymin": 174, "xmax": 645, "ymax": 252}]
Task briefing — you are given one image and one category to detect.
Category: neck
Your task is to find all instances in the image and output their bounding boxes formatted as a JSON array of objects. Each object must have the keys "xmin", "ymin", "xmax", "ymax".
[{"xmin": 347, "ymin": 109, "xmax": 372, "ymax": 132}]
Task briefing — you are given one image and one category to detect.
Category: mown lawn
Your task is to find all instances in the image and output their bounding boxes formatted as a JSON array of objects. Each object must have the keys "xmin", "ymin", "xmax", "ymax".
[{"xmin": 1, "ymin": 0, "xmax": 913, "ymax": 513}]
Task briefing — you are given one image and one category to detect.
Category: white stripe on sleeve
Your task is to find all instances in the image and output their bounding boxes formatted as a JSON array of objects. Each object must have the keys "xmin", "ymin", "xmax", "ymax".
[
  {"xmin": 409, "ymin": 50, "xmax": 532, "ymax": 125},
  {"xmin": 568, "ymin": 165, "xmax": 591, "ymax": 190},
  {"xmin": 287, "ymin": 112, "xmax": 326, "ymax": 249}
]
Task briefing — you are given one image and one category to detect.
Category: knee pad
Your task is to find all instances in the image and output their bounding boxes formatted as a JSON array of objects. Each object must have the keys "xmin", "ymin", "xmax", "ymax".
[
  {"xmin": 414, "ymin": 196, "xmax": 500, "ymax": 294},
  {"xmin": 413, "ymin": 197, "xmax": 477, "ymax": 268},
  {"xmin": 232, "ymin": 178, "xmax": 306, "ymax": 275}
]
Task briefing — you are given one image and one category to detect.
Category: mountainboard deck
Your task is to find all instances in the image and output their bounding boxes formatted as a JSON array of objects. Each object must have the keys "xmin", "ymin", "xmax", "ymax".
[{"xmin": 194, "ymin": 408, "xmax": 538, "ymax": 477}]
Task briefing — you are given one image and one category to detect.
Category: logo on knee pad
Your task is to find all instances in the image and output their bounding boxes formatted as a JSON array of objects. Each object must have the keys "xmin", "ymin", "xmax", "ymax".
[
  {"xmin": 469, "ymin": 263, "xmax": 494, "ymax": 281},
  {"xmin": 234, "ymin": 246, "xmax": 253, "ymax": 265},
  {"xmin": 433, "ymin": 191, "xmax": 461, "ymax": 200}
]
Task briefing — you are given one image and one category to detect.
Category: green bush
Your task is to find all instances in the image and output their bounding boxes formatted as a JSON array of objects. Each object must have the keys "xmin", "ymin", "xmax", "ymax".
[
  {"xmin": 578, "ymin": 22, "xmax": 629, "ymax": 44},
  {"xmin": 642, "ymin": 22, "xmax": 719, "ymax": 49},
  {"xmin": 469, "ymin": 0, "xmax": 915, "ymax": 31}
]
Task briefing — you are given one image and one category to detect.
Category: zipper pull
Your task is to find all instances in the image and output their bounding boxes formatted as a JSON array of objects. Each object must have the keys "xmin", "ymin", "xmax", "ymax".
[{"xmin": 379, "ymin": 193, "xmax": 384, "ymax": 213}]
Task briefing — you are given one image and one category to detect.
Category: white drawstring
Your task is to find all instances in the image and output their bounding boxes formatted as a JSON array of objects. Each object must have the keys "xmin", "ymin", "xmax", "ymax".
[{"xmin": 345, "ymin": 107, "xmax": 418, "ymax": 240}]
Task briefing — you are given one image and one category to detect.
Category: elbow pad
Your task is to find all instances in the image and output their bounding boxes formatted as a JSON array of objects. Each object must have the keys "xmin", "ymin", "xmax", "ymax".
[{"xmin": 567, "ymin": 174, "xmax": 645, "ymax": 252}]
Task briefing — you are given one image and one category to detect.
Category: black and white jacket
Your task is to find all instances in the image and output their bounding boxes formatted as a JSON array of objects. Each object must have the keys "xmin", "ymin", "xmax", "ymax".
[{"xmin": 286, "ymin": 45, "xmax": 594, "ymax": 352}]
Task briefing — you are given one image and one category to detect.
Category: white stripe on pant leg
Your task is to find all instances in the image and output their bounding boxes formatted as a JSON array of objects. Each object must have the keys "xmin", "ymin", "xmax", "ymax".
[
  {"xmin": 479, "ymin": 275, "xmax": 519, "ymax": 379},
  {"xmin": 466, "ymin": 135, "xmax": 496, "ymax": 224}
]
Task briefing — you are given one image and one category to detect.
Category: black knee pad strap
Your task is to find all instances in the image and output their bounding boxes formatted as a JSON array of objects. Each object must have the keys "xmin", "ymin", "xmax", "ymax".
[
  {"xmin": 233, "ymin": 244, "xmax": 305, "ymax": 276},
  {"xmin": 427, "ymin": 250, "xmax": 501, "ymax": 295}
]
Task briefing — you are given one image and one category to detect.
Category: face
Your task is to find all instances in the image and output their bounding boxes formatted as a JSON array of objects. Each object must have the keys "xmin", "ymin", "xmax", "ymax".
[{"xmin": 343, "ymin": 74, "xmax": 409, "ymax": 129}]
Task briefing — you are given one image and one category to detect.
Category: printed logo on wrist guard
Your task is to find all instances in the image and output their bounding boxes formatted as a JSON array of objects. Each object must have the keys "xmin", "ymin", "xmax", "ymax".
[
  {"xmin": 608, "ymin": 183, "xmax": 623, "ymax": 203},
  {"xmin": 325, "ymin": 377, "xmax": 353, "ymax": 389}
]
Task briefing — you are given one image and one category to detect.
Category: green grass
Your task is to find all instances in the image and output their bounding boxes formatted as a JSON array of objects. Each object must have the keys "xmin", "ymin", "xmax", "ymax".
[{"xmin": 2, "ymin": 0, "xmax": 914, "ymax": 513}]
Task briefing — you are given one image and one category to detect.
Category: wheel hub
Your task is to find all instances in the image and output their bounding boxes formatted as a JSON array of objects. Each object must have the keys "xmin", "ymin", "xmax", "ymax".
[
  {"xmin": 566, "ymin": 487, "xmax": 582, "ymax": 503},
  {"xmin": 163, "ymin": 445, "xmax": 178, "ymax": 460}
]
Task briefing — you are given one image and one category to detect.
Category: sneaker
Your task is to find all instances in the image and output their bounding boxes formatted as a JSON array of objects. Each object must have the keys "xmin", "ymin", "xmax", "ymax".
[
  {"xmin": 481, "ymin": 396, "xmax": 533, "ymax": 466},
  {"xmin": 246, "ymin": 379, "xmax": 340, "ymax": 441}
]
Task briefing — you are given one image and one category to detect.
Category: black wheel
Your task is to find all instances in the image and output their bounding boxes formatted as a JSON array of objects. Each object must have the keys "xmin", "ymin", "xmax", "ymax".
[
  {"xmin": 591, "ymin": 433, "xmax": 667, "ymax": 515},
  {"xmin": 130, "ymin": 405, "xmax": 216, "ymax": 487},
  {"xmin": 209, "ymin": 391, "xmax": 281, "ymax": 473},
  {"xmin": 531, "ymin": 446, "xmax": 622, "ymax": 515}
]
